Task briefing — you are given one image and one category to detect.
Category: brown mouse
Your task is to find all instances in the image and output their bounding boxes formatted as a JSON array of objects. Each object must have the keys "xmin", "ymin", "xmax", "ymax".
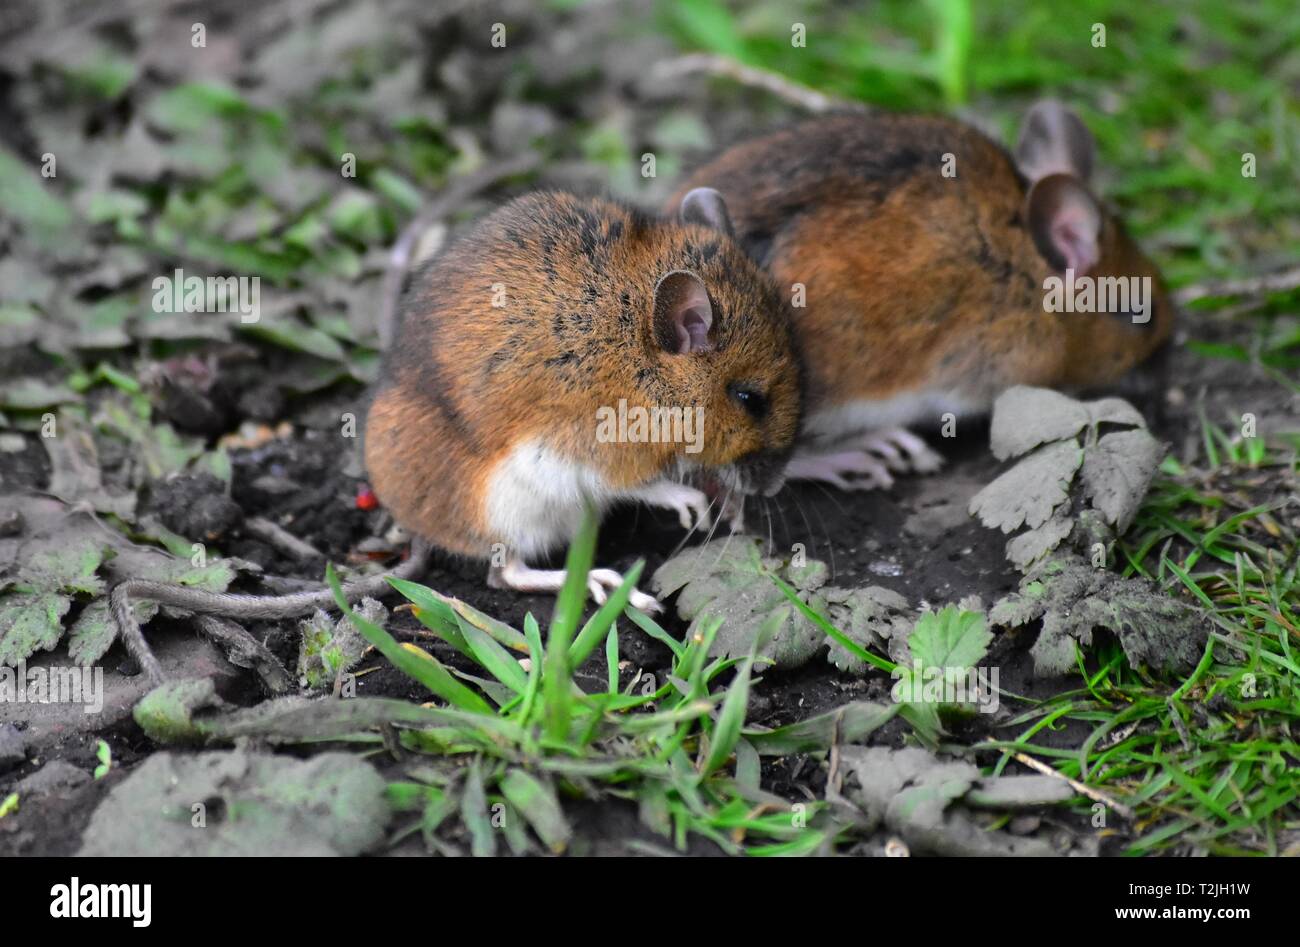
[
  {"xmin": 363, "ymin": 189, "xmax": 802, "ymax": 607},
  {"xmin": 669, "ymin": 101, "xmax": 1175, "ymax": 490}
]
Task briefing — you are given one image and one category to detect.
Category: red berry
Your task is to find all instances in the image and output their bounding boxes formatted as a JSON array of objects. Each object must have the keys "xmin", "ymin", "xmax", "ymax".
[{"xmin": 356, "ymin": 486, "xmax": 378, "ymax": 511}]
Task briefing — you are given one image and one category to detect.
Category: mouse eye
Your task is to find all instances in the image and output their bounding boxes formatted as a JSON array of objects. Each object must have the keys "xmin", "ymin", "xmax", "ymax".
[{"xmin": 728, "ymin": 383, "xmax": 768, "ymax": 421}]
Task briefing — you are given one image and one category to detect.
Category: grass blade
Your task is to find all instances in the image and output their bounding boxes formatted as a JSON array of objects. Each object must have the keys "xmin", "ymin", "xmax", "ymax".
[
  {"xmin": 571, "ymin": 559, "xmax": 644, "ymax": 668},
  {"xmin": 500, "ymin": 768, "xmax": 572, "ymax": 854},
  {"xmin": 543, "ymin": 505, "xmax": 598, "ymax": 742},
  {"xmin": 328, "ymin": 564, "xmax": 492, "ymax": 714}
]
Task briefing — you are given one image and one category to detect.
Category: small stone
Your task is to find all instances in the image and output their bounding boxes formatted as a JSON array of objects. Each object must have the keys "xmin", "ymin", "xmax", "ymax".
[
  {"xmin": 1008, "ymin": 814, "xmax": 1041, "ymax": 835},
  {"xmin": 0, "ymin": 510, "xmax": 23, "ymax": 537},
  {"xmin": 0, "ymin": 724, "xmax": 27, "ymax": 771},
  {"xmin": 16, "ymin": 760, "xmax": 90, "ymax": 795}
]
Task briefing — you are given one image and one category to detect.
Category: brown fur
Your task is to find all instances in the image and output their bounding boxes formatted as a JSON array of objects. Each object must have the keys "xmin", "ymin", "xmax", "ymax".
[
  {"xmin": 364, "ymin": 192, "xmax": 802, "ymax": 558},
  {"xmin": 669, "ymin": 113, "xmax": 1175, "ymax": 416}
]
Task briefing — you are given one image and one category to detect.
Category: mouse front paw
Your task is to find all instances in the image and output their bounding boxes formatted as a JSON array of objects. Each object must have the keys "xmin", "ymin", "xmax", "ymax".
[{"xmin": 627, "ymin": 480, "xmax": 713, "ymax": 533}]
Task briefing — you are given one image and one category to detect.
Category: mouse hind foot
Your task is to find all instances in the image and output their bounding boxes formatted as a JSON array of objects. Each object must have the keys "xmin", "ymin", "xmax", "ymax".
[
  {"xmin": 488, "ymin": 556, "xmax": 662, "ymax": 613},
  {"xmin": 847, "ymin": 428, "xmax": 945, "ymax": 474},
  {"xmin": 786, "ymin": 428, "xmax": 944, "ymax": 491},
  {"xmin": 785, "ymin": 448, "xmax": 895, "ymax": 491}
]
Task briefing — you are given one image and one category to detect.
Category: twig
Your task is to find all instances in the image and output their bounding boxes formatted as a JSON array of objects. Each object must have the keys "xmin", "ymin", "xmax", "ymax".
[
  {"xmin": 243, "ymin": 516, "xmax": 324, "ymax": 562},
  {"xmin": 194, "ymin": 615, "xmax": 293, "ymax": 695},
  {"xmin": 378, "ymin": 154, "xmax": 540, "ymax": 348},
  {"xmin": 1174, "ymin": 265, "xmax": 1300, "ymax": 306},
  {"xmin": 646, "ymin": 53, "xmax": 865, "ymax": 115},
  {"xmin": 111, "ymin": 539, "xmax": 431, "ymax": 685},
  {"xmin": 1009, "ymin": 749, "xmax": 1136, "ymax": 821}
]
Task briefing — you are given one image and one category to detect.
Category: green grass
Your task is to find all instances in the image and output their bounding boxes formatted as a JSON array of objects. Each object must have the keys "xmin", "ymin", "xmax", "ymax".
[
  {"xmin": 329, "ymin": 508, "xmax": 885, "ymax": 855},
  {"xmin": 982, "ymin": 422, "xmax": 1299, "ymax": 855}
]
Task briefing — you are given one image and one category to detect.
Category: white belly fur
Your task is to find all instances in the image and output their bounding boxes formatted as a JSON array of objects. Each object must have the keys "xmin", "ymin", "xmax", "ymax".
[{"xmin": 483, "ymin": 440, "xmax": 618, "ymax": 559}]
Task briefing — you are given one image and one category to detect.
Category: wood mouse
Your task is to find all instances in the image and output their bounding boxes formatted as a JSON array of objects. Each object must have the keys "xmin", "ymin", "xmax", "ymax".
[
  {"xmin": 363, "ymin": 189, "xmax": 802, "ymax": 609},
  {"xmin": 669, "ymin": 101, "xmax": 1176, "ymax": 490}
]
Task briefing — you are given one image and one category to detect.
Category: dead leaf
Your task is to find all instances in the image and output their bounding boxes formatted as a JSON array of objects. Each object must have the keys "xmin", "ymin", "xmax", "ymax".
[
  {"xmin": 653, "ymin": 538, "xmax": 825, "ymax": 668},
  {"xmin": 841, "ymin": 745, "xmax": 1064, "ymax": 856},
  {"xmin": 1080, "ymin": 428, "xmax": 1165, "ymax": 532},
  {"xmin": 969, "ymin": 439, "xmax": 1082, "ymax": 534},
  {"xmin": 78, "ymin": 749, "xmax": 391, "ymax": 856},
  {"xmin": 989, "ymin": 554, "xmax": 1208, "ymax": 676}
]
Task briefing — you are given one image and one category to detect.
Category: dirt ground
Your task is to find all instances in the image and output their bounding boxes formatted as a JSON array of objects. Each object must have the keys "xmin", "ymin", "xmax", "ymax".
[{"xmin": 2, "ymin": 304, "xmax": 1289, "ymax": 856}]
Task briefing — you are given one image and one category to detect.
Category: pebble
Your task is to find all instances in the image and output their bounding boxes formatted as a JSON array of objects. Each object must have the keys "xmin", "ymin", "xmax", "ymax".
[
  {"xmin": 0, "ymin": 724, "xmax": 27, "ymax": 771},
  {"xmin": 16, "ymin": 760, "xmax": 90, "ymax": 795}
]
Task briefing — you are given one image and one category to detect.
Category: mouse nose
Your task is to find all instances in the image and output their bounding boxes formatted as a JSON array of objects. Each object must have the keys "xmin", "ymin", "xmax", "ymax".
[{"xmin": 734, "ymin": 452, "xmax": 789, "ymax": 497}]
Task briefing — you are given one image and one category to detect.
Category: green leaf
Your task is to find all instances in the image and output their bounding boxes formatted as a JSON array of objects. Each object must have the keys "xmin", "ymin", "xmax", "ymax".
[
  {"xmin": 0, "ymin": 592, "xmax": 72, "ymax": 665},
  {"xmin": 460, "ymin": 762, "xmax": 496, "ymax": 857},
  {"xmin": 387, "ymin": 576, "xmax": 472, "ymax": 658},
  {"xmin": 0, "ymin": 379, "xmax": 81, "ymax": 411},
  {"xmin": 147, "ymin": 81, "xmax": 261, "ymax": 134},
  {"xmin": 605, "ymin": 627, "xmax": 619, "ymax": 695},
  {"xmin": 892, "ymin": 606, "xmax": 992, "ymax": 724},
  {"xmin": 22, "ymin": 534, "xmax": 106, "ymax": 595},
  {"xmin": 499, "ymin": 769, "xmax": 571, "ymax": 854},
  {"xmin": 94, "ymin": 739, "xmax": 112, "ymax": 779},
  {"xmin": 0, "ymin": 146, "xmax": 74, "ymax": 242},
  {"xmin": 370, "ymin": 169, "xmax": 423, "ymax": 214},
  {"xmin": 240, "ymin": 322, "xmax": 349, "ymax": 362},
  {"xmin": 297, "ymin": 600, "xmax": 382, "ymax": 690},
  {"xmin": 907, "ymin": 606, "xmax": 992, "ymax": 673},
  {"xmin": 67, "ymin": 600, "xmax": 119, "ymax": 665}
]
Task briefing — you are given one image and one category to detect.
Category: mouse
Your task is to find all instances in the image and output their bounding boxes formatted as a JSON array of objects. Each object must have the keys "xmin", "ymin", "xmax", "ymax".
[
  {"xmin": 669, "ymin": 100, "xmax": 1176, "ymax": 490},
  {"xmin": 363, "ymin": 188, "xmax": 803, "ymax": 609}
]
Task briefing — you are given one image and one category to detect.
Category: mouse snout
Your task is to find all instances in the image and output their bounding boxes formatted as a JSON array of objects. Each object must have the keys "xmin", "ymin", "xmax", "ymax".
[{"xmin": 731, "ymin": 451, "xmax": 791, "ymax": 497}]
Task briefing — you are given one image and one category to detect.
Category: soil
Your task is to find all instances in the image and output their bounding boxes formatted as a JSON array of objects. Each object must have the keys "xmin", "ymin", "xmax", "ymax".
[{"xmin": 2, "ymin": 307, "xmax": 1290, "ymax": 856}]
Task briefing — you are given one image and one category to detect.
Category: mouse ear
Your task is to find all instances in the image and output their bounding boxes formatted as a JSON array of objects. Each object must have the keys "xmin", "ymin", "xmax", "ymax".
[
  {"xmin": 1025, "ymin": 174, "xmax": 1102, "ymax": 275},
  {"xmin": 678, "ymin": 187, "xmax": 735, "ymax": 237},
  {"xmin": 1015, "ymin": 100, "xmax": 1095, "ymax": 183},
  {"xmin": 653, "ymin": 270, "xmax": 713, "ymax": 354}
]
